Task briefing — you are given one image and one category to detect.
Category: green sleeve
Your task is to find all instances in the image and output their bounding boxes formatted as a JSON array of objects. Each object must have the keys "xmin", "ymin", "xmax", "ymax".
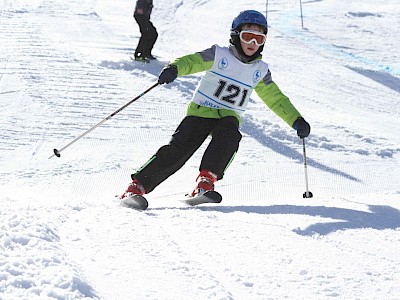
[
  {"xmin": 171, "ymin": 53, "xmax": 214, "ymax": 77},
  {"xmin": 254, "ymin": 80, "xmax": 302, "ymax": 127}
]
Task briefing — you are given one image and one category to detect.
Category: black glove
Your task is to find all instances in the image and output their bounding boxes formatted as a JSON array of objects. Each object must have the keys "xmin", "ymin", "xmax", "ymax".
[
  {"xmin": 158, "ymin": 65, "xmax": 178, "ymax": 84},
  {"xmin": 292, "ymin": 117, "xmax": 311, "ymax": 138}
]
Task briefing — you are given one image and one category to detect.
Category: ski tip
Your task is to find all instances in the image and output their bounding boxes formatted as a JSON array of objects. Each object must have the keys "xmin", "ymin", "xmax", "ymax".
[
  {"xmin": 204, "ymin": 190, "xmax": 222, "ymax": 203},
  {"xmin": 180, "ymin": 190, "xmax": 222, "ymax": 207},
  {"xmin": 121, "ymin": 194, "xmax": 148, "ymax": 210}
]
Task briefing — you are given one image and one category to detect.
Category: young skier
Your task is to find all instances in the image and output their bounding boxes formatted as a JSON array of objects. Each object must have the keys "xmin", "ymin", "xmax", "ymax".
[{"xmin": 121, "ymin": 10, "xmax": 311, "ymax": 202}]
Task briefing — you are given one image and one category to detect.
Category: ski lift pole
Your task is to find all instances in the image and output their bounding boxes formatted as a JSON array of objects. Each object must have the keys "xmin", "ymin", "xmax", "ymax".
[
  {"xmin": 49, "ymin": 82, "xmax": 159, "ymax": 159},
  {"xmin": 299, "ymin": 0, "xmax": 304, "ymax": 28}
]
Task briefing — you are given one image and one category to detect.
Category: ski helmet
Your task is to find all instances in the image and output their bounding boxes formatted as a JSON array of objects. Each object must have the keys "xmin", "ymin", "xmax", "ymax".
[
  {"xmin": 231, "ymin": 10, "xmax": 268, "ymax": 34},
  {"xmin": 230, "ymin": 10, "xmax": 268, "ymax": 62}
]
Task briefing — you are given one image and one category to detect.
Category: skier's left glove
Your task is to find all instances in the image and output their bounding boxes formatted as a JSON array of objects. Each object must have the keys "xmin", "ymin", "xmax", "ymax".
[
  {"xmin": 158, "ymin": 65, "xmax": 178, "ymax": 84},
  {"xmin": 293, "ymin": 117, "xmax": 311, "ymax": 138}
]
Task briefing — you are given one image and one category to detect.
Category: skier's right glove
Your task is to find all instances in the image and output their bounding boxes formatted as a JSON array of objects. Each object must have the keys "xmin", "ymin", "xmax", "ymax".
[
  {"xmin": 292, "ymin": 117, "xmax": 311, "ymax": 138},
  {"xmin": 158, "ymin": 65, "xmax": 178, "ymax": 84}
]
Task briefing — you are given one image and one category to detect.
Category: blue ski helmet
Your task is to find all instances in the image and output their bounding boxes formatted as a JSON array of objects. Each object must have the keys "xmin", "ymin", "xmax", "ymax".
[{"xmin": 231, "ymin": 10, "xmax": 268, "ymax": 34}]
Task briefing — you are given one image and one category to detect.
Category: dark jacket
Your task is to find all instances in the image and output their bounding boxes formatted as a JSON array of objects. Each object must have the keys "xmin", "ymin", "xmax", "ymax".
[{"xmin": 134, "ymin": 0, "xmax": 153, "ymax": 18}]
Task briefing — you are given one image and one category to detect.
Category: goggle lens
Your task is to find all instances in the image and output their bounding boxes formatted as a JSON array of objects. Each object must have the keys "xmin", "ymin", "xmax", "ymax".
[{"xmin": 239, "ymin": 30, "xmax": 266, "ymax": 46}]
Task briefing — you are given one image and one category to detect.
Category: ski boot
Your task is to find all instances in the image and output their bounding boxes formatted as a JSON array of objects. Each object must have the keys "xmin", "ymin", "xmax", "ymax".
[
  {"xmin": 191, "ymin": 170, "xmax": 218, "ymax": 197},
  {"xmin": 120, "ymin": 179, "xmax": 148, "ymax": 210},
  {"xmin": 121, "ymin": 178, "xmax": 146, "ymax": 199}
]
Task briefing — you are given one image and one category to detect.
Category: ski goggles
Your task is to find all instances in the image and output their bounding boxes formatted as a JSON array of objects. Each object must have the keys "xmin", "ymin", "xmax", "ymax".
[{"xmin": 239, "ymin": 30, "xmax": 267, "ymax": 46}]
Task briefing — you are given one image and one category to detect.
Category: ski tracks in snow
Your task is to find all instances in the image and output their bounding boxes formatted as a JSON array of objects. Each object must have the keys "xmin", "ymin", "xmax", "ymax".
[
  {"xmin": 61, "ymin": 200, "xmax": 296, "ymax": 299},
  {"xmin": 0, "ymin": 0, "xmax": 141, "ymax": 185},
  {"xmin": 61, "ymin": 202, "xmax": 238, "ymax": 299}
]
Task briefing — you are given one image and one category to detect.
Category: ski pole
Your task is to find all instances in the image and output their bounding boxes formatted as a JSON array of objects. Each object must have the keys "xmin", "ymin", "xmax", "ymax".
[
  {"xmin": 302, "ymin": 138, "xmax": 313, "ymax": 198},
  {"xmin": 49, "ymin": 82, "xmax": 159, "ymax": 159}
]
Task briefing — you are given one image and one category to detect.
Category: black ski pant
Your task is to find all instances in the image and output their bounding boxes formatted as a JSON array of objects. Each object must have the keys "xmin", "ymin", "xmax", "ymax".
[
  {"xmin": 132, "ymin": 116, "xmax": 242, "ymax": 193},
  {"xmin": 134, "ymin": 15, "xmax": 158, "ymax": 58}
]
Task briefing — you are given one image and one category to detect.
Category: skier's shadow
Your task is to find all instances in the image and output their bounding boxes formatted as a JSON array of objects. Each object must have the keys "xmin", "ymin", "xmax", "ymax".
[
  {"xmin": 199, "ymin": 203, "xmax": 400, "ymax": 236},
  {"xmin": 99, "ymin": 59, "xmax": 166, "ymax": 77}
]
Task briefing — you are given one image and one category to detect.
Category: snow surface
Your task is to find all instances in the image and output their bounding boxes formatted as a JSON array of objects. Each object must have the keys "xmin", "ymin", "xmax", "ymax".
[{"xmin": 1, "ymin": 0, "xmax": 400, "ymax": 299}]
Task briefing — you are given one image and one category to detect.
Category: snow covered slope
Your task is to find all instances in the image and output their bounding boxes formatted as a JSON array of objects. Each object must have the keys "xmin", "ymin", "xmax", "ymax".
[{"xmin": 1, "ymin": 0, "xmax": 399, "ymax": 299}]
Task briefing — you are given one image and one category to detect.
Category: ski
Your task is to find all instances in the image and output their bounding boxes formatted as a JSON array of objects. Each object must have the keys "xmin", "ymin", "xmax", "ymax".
[
  {"xmin": 130, "ymin": 56, "xmax": 150, "ymax": 63},
  {"xmin": 129, "ymin": 56, "xmax": 167, "ymax": 65},
  {"xmin": 180, "ymin": 190, "xmax": 222, "ymax": 207},
  {"xmin": 120, "ymin": 194, "xmax": 148, "ymax": 211},
  {"xmin": 119, "ymin": 190, "xmax": 222, "ymax": 210}
]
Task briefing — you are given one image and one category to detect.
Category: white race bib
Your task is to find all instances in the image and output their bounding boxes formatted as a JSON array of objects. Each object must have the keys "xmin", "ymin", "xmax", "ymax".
[{"xmin": 192, "ymin": 46, "xmax": 269, "ymax": 115}]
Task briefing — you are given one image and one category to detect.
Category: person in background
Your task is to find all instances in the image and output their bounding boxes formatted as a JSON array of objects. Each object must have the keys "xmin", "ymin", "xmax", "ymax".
[
  {"xmin": 133, "ymin": 0, "xmax": 158, "ymax": 62},
  {"xmin": 122, "ymin": 10, "xmax": 311, "ymax": 200}
]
